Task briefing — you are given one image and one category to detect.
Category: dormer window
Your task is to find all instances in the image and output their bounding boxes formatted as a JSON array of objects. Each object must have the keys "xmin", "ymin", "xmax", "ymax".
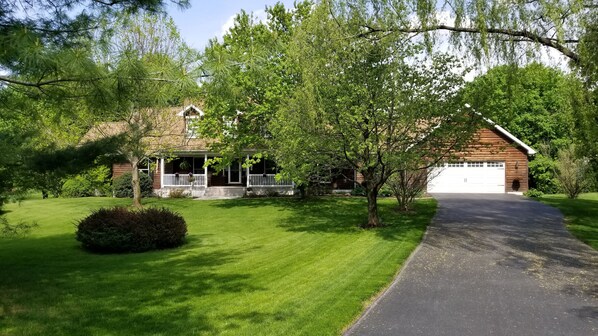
[{"xmin": 177, "ymin": 105, "xmax": 204, "ymax": 139}]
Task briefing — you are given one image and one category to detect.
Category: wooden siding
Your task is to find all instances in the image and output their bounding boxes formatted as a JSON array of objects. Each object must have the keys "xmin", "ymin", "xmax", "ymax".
[
  {"xmin": 349, "ymin": 128, "xmax": 530, "ymax": 193},
  {"xmin": 112, "ymin": 163, "xmax": 132, "ymax": 179},
  {"xmin": 112, "ymin": 162, "xmax": 162, "ymax": 190},
  {"xmin": 458, "ymin": 128, "xmax": 529, "ymax": 192},
  {"xmin": 153, "ymin": 163, "xmax": 161, "ymax": 189}
]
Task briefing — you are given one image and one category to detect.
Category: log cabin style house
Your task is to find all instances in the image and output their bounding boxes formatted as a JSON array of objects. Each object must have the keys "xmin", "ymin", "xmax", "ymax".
[{"xmin": 83, "ymin": 105, "xmax": 536, "ymax": 197}]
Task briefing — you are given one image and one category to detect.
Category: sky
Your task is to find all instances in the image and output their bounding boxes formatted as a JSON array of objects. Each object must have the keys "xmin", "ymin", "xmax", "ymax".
[{"xmin": 166, "ymin": 1, "xmax": 296, "ymax": 51}]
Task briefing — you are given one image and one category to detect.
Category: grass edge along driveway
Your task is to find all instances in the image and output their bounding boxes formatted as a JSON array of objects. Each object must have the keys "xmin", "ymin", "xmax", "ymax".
[
  {"xmin": 0, "ymin": 196, "xmax": 436, "ymax": 336},
  {"xmin": 539, "ymin": 193, "xmax": 598, "ymax": 250}
]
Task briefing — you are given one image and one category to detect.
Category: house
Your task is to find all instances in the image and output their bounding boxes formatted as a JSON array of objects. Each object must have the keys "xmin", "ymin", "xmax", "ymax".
[{"xmin": 83, "ymin": 105, "xmax": 536, "ymax": 197}]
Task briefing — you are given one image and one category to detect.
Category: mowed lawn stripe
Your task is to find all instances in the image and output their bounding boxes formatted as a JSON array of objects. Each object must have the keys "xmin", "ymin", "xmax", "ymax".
[{"xmin": 1, "ymin": 197, "xmax": 435, "ymax": 335}]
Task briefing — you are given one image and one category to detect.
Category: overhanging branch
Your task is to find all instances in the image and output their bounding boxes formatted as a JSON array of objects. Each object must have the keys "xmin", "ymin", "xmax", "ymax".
[{"xmin": 360, "ymin": 24, "xmax": 580, "ymax": 64}]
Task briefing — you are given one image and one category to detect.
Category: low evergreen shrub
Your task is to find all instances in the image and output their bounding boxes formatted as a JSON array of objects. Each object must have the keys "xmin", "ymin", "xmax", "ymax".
[
  {"xmin": 524, "ymin": 188, "xmax": 544, "ymax": 198},
  {"xmin": 112, "ymin": 172, "xmax": 153, "ymax": 198},
  {"xmin": 76, "ymin": 207, "xmax": 187, "ymax": 253},
  {"xmin": 350, "ymin": 185, "xmax": 366, "ymax": 196}
]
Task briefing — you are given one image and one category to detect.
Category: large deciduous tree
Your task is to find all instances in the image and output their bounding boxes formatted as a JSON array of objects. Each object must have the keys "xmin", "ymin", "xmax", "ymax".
[
  {"xmin": 463, "ymin": 63, "xmax": 578, "ymax": 193},
  {"xmin": 92, "ymin": 13, "xmax": 200, "ymax": 208},
  {"xmin": 0, "ymin": 0, "xmax": 190, "ymax": 209},
  {"xmin": 272, "ymin": 1, "xmax": 479, "ymax": 227},
  {"xmin": 199, "ymin": 2, "xmax": 312, "ymax": 169},
  {"xmin": 337, "ymin": 0, "xmax": 598, "ymax": 187}
]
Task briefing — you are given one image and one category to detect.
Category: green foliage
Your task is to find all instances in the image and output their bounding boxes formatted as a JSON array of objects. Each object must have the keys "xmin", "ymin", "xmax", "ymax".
[
  {"xmin": 464, "ymin": 64, "xmax": 577, "ymax": 193},
  {"xmin": 379, "ymin": 186, "xmax": 393, "ymax": 198},
  {"xmin": 62, "ymin": 166, "xmax": 111, "ymax": 197},
  {"xmin": 273, "ymin": 2, "xmax": 479, "ymax": 227},
  {"xmin": 62, "ymin": 176, "xmax": 94, "ymax": 198},
  {"xmin": 200, "ymin": 2, "xmax": 312, "ymax": 169},
  {"xmin": 112, "ymin": 172, "xmax": 153, "ymax": 198},
  {"xmin": 555, "ymin": 145, "xmax": 591, "ymax": 199},
  {"xmin": 524, "ymin": 189, "xmax": 544, "ymax": 198},
  {"xmin": 75, "ymin": 207, "xmax": 187, "ymax": 253},
  {"xmin": 528, "ymin": 154, "xmax": 559, "ymax": 194},
  {"xmin": 350, "ymin": 185, "xmax": 366, "ymax": 197},
  {"xmin": 0, "ymin": 216, "xmax": 39, "ymax": 238}
]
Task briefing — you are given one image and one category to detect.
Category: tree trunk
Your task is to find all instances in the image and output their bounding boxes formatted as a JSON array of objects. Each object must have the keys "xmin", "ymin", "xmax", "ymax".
[
  {"xmin": 130, "ymin": 158, "xmax": 142, "ymax": 209},
  {"xmin": 365, "ymin": 187, "xmax": 381, "ymax": 228}
]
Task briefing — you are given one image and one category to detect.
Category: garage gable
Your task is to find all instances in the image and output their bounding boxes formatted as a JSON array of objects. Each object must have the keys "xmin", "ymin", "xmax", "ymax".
[{"xmin": 428, "ymin": 126, "xmax": 534, "ymax": 194}]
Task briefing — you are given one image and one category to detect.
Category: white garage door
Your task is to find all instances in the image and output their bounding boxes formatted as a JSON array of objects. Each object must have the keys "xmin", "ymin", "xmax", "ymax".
[{"xmin": 427, "ymin": 161, "xmax": 505, "ymax": 193}]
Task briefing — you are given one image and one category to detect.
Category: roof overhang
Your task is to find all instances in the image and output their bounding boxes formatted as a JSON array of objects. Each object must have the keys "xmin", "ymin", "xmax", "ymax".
[
  {"xmin": 482, "ymin": 117, "xmax": 537, "ymax": 155},
  {"xmin": 177, "ymin": 104, "xmax": 205, "ymax": 117}
]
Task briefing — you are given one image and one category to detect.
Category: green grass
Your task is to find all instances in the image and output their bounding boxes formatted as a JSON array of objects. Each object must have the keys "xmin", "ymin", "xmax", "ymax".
[
  {"xmin": 539, "ymin": 193, "xmax": 598, "ymax": 250},
  {"xmin": 0, "ymin": 196, "xmax": 436, "ymax": 336}
]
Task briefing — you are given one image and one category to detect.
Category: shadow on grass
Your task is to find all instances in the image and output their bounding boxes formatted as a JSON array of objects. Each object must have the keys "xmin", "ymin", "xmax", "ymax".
[
  {"xmin": 211, "ymin": 197, "xmax": 436, "ymax": 241},
  {"xmin": 0, "ymin": 233, "xmax": 262, "ymax": 335}
]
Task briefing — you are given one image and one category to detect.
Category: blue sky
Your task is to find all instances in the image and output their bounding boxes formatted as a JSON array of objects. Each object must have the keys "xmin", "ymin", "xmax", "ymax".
[{"xmin": 167, "ymin": 1, "xmax": 296, "ymax": 51}]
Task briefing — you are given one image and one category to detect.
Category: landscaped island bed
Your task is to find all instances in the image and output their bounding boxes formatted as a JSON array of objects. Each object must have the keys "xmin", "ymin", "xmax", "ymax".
[
  {"xmin": 0, "ymin": 197, "xmax": 435, "ymax": 335},
  {"xmin": 539, "ymin": 193, "xmax": 598, "ymax": 250}
]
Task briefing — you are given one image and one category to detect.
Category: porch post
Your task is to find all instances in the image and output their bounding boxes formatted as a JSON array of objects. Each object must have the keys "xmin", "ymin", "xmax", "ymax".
[
  {"xmin": 204, "ymin": 154, "xmax": 208, "ymax": 187},
  {"xmin": 160, "ymin": 157, "xmax": 165, "ymax": 188},
  {"xmin": 246, "ymin": 155, "xmax": 250, "ymax": 187}
]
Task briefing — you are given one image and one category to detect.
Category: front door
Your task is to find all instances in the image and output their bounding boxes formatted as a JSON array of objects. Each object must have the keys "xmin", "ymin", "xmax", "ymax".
[{"xmin": 228, "ymin": 161, "xmax": 242, "ymax": 184}]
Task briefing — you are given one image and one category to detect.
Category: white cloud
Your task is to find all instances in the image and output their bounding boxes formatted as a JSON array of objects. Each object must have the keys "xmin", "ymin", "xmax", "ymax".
[{"xmin": 218, "ymin": 9, "xmax": 268, "ymax": 38}]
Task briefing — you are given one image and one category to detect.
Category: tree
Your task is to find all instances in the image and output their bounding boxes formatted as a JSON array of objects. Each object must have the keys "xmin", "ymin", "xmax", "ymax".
[
  {"xmin": 337, "ymin": 0, "xmax": 598, "ymax": 184},
  {"xmin": 90, "ymin": 13, "xmax": 200, "ymax": 208},
  {"xmin": 0, "ymin": 0, "xmax": 189, "ymax": 89},
  {"xmin": 199, "ymin": 2, "xmax": 312, "ymax": 169},
  {"xmin": 555, "ymin": 144, "xmax": 591, "ymax": 199},
  {"xmin": 272, "ymin": 2, "xmax": 479, "ymax": 227},
  {"xmin": 0, "ymin": 0, "xmax": 190, "ymax": 209},
  {"xmin": 338, "ymin": 0, "xmax": 590, "ymax": 65},
  {"xmin": 462, "ymin": 63, "xmax": 578, "ymax": 193},
  {"xmin": 387, "ymin": 169, "xmax": 430, "ymax": 212}
]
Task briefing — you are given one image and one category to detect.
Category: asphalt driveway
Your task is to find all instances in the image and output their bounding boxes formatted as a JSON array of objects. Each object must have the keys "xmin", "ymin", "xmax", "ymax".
[{"xmin": 345, "ymin": 194, "xmax": 598, "ymax": 336}]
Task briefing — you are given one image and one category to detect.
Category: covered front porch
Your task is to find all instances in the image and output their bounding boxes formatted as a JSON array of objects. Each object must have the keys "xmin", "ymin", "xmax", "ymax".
[{"xmin": 158, "ymin": 155, "xmax": 294, "ymax": 191}]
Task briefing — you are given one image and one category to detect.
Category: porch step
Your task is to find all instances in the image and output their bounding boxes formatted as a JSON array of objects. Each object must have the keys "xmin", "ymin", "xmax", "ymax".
[{"xmin": 203, "ymin": 187, "xmax": 246, "ymax": 198}]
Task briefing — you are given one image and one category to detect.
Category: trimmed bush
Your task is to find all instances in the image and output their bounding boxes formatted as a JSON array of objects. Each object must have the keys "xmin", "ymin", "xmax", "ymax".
[
  {"xmin": 76, "ymin": 207, "xmax": 187, "ymax": 253},
  {"xmin": 62, "ymin": 176, "xmax": 94, "ymax": 197},
  {"xmin": 524, "ymin": 188, "xmax": 544, "ymax": 198},
  {"xmin": 112, "ymin": 172, "xmax": 153, "ymax": 198},
  {"xmin": 61, "ymin": 166, "xmax": 112, "ymax": 198}
]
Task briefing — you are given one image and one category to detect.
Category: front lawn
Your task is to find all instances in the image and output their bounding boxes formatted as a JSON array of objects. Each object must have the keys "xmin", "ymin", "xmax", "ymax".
[
  {"xmin": 539, "ymin": 193, "xmax": 598, "ymax": 250},
  {"xmin": 0, "ymin": 196, "xmax": 435, "ymax": 336}
]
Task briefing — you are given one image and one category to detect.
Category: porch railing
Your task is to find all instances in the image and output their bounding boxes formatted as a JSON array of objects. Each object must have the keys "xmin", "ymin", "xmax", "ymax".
[
  {"xmin": 248, "ymin": 174, "xmax": 293, "ymax": 187},
  {"xmin": 163, "ymin": 174, "xmax": 206, "ymax": 187}
]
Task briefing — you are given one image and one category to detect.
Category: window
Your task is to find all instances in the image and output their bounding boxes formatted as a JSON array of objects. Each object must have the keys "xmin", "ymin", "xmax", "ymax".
[
  {"xmin": 249, "ymin": 159, "xmax": 278, "ymax": 175},
  {"xmin": 447, "ymin": 162, "xmax": 464, "ymax": 168},
  {"xmin": 137, "ymin": 159, "xmax": 153, "ymax": 174},
  {"xmin": 487, "ymin": 162, "xmax": 504, "ymax": 168},
  {"xmin": 467, "ymin": 162, "xmax": 483, "ymax": 168}
]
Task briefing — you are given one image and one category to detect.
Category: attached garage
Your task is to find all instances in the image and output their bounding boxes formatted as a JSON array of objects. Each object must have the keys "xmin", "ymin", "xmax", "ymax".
[
  {"xmin": 426, "ymin": 123, "xmax": 536, "ymax": 194},
  {"xmin": 428, "ymin": 161, "xmax": 506, "ymax": 193}
]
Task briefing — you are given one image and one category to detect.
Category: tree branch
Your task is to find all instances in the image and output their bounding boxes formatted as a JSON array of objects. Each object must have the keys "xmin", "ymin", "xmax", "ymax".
[{"xmin": 360, "ymin": 24, "xmax": 580, "ymax": 64}]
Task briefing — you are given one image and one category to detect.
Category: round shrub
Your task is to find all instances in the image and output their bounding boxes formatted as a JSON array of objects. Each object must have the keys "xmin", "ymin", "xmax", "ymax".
[
  {"xmin": 112, "ymin": 172, "xmax": 153, "ymax": 198},
  {"xmin": 76, "ymin": 207, "xmax": 187, "ymax": 253},
  {"xmin": 62, "ymin": 176, "xmax": 94, "ymax": 197}
]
